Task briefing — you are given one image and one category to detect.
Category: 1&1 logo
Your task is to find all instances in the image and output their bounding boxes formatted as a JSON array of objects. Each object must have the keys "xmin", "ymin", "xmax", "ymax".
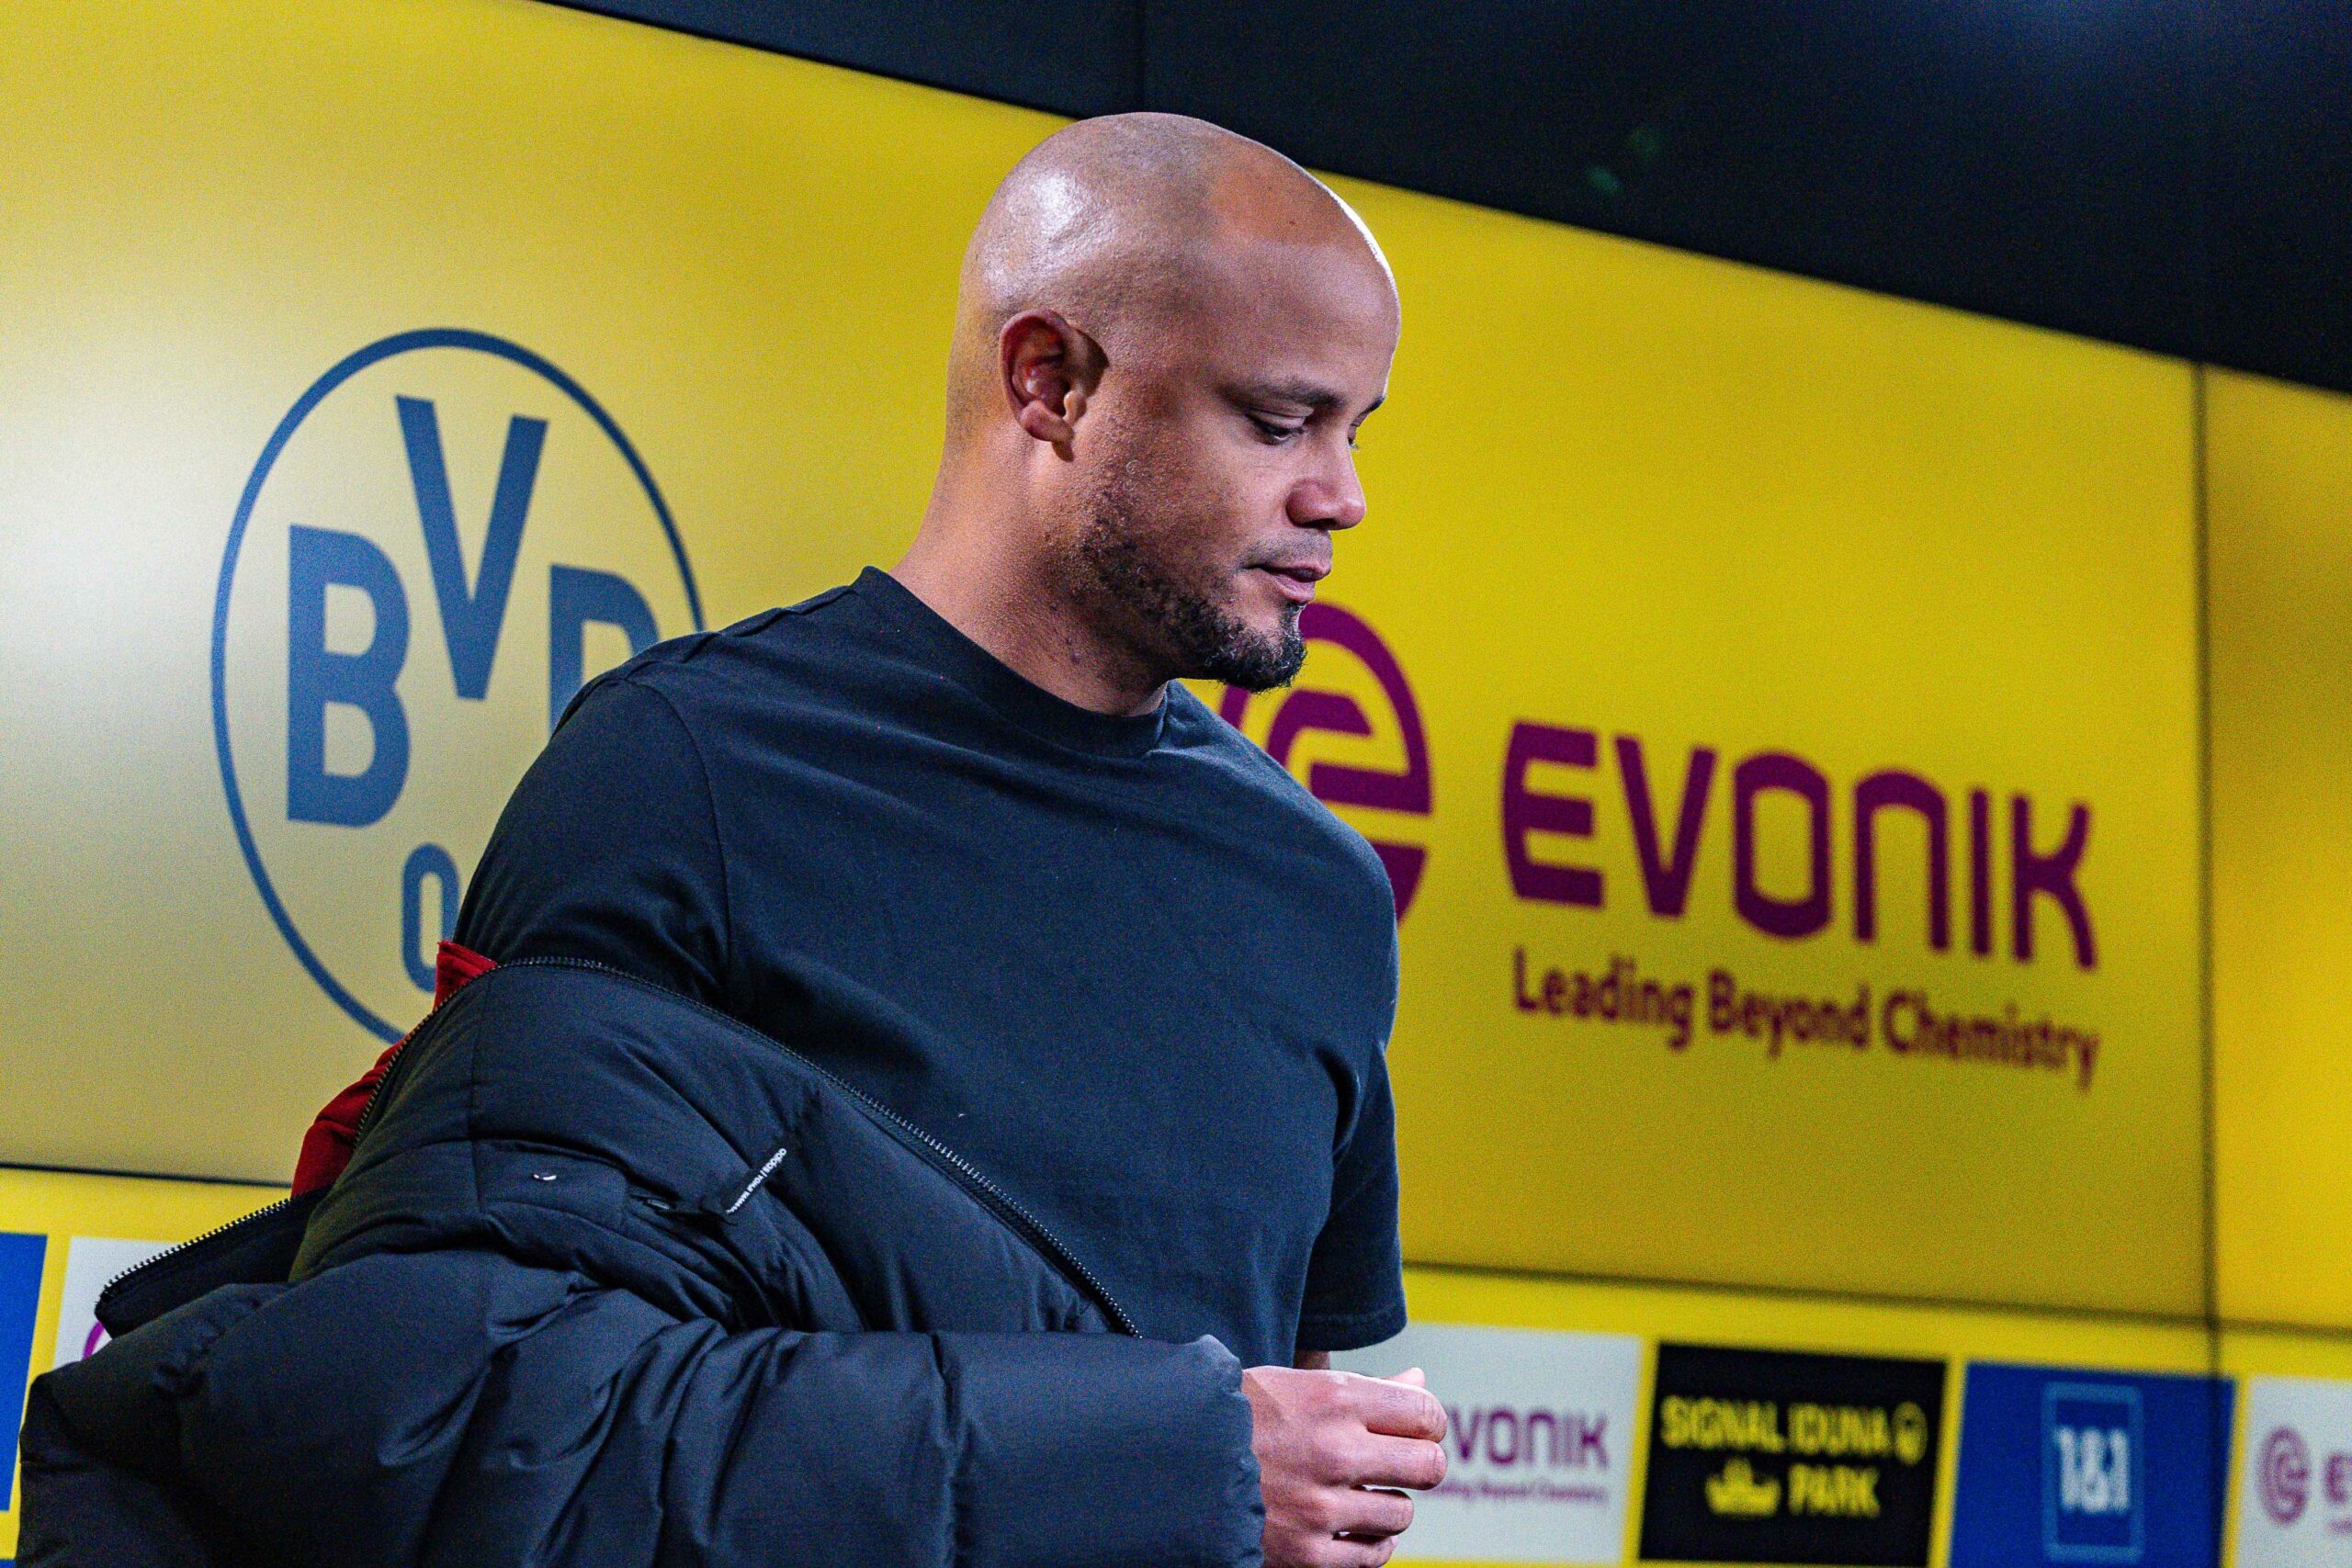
[
  {"xmin": 1950, "ymin": 1363, "xmax": 2231, "ymax": 1568},
  {"xmin": 2044, "ymin": 1383, "xmax": 2143, "ymax": 1562},
  {"xmin": 212, "ymin": 331, "xmax": 703, "ymax": 1041}
]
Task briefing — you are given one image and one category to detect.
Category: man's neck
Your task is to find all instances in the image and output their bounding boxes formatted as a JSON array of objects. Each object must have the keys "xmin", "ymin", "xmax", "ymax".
[{"xmin": 892, "ymin": 522, "xmax": 1168, "ymax": 719}]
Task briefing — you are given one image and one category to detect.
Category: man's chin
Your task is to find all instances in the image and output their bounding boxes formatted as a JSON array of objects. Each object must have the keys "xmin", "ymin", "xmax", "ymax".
[{"xmin": 1194, "ymin": 622, "xmax": 1307, "ymax": 693}]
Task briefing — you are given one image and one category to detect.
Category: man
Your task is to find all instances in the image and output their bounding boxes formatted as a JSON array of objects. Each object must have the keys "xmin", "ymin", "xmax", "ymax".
[
  {"xmin": 21, "ymin": 113, "xmax": 1441, "ymax": 1568},
  {"xmin": 469, "ymin": 108, "xmax": 1439, "ymax": 1563}
]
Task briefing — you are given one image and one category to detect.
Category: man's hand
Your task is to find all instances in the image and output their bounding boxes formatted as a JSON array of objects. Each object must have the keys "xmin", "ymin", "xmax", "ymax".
[{"xmin": 1243, "ymin": 1364, "xmax": 1447, "ymax": 1568}]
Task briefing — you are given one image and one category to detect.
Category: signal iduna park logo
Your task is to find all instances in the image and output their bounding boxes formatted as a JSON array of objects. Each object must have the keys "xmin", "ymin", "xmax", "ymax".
[
  {"xmin": 1638, "ymin": 1342, "xmax": 1945, "ymax": 1567},
  {"xmin": 213, "ymin": 331, "xmax": 702, "ymax": 1041}
]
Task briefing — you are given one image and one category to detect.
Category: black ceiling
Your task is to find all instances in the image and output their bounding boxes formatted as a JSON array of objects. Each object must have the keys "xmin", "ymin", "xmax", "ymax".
[{"xmin": 556, "ymin": 0, "xmax": 2352, "ymax": 397}]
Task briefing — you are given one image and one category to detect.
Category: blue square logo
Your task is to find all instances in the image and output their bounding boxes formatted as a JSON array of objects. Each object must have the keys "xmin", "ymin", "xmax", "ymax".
[
  {"xmin": 1951, "ymin": 1362, "xmax": 2231, "ymax": 1568},
  {"xmin": 2044, "ymin": 1382, "xmax": 2143, "ymax": 1562}
]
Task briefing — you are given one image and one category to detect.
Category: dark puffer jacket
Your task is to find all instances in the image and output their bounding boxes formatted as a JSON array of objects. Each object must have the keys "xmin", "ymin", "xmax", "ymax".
[{"xmin": 17, "ymin": 959, "xmax": 1262, "ymax": 1567}]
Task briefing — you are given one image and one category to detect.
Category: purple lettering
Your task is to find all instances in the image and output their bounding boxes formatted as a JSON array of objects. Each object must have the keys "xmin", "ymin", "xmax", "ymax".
[
  {"xmin": 1734, "ymin": 752, "xmax": 1831, "ymax": 939},
  {"xmin": 1969, "ymin": 788, "xmax": 1994, "ymax": 957},
  {"xmin": 1577, "ymin": 1414, "xmax": 1609, "ymax": 1468},
  {"xmin": 1436, "ymin": 1406, "xmax": 1614, "ymax": 1471},
  {"xmin": 1854, "ymin": 771, "xmax": 1949, "ymax": 950},
  {"xmin": 1526, "ymin": 1409, "xmax": 1557, "ymax": 1466},
  {"xmin": 2012, "ymin": 795, "xmax": 2097, "ymax": 969},
  {"xmin": 1616, "ymin": 736, "xmax": 1716, "ymax": 917},
  {"xmin": 1502, "ymin": 723, "xmax": 1602, "ymax": 907},
  {"xmin": 1451, "ymin": 1405, "xmax": 1483, "ymax": 1464},
  {"xmin": 1487, "ymin": 1408, "xmax": 1521, "ymax": 1465},
  {"xmin": 1494, "ymin": 716, "xmax": 2102, "ymax": 967}
]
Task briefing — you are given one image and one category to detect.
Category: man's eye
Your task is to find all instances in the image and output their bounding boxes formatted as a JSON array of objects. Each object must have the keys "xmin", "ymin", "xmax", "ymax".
[{"xmin": 1250, "ymin": 414, "xmax": 1304, "ymax": 443}]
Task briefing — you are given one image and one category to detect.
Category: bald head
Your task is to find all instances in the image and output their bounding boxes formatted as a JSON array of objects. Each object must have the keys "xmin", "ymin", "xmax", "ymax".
[
  {"xmin": 902, "ymin": 112, "xmax": 1400, "ymax": 716},
  {"xmin": 946, "ymin": 113, "xmax": 1393, "ymax": 443}
]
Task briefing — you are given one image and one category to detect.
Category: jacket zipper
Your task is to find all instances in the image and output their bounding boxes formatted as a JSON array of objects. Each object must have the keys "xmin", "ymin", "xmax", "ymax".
[
  {"xmin": 104, "ymin": 957, "xmax": 1140, "ymax": 1338},
  {"xmin": 97, "ymin": 967, "xmax": 476, "ymax": 1313},
  {"xmin": 93, "ymin": 1194, "xmax": 300, "ymax": 1320},
  {"xmin": 506, "ymin": 958, "xmax": 1140, "ymax": 1337}
]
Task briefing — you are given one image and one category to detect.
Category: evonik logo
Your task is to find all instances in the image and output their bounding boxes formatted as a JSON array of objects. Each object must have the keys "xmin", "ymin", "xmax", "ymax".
[
  {"xmin": 1219, "ymin": 602, "xmax": 1433, "ymax": 917},
  {"xmin": 2259, "ymin": 1426, "xmax": 2312, "ymax": 1527},
  {"xmin": 1502, "ymin": 723, "xmax": 2098, "ymax": 969},
  {"xmin": 213, "ymin": 330, "xmax": 703, "ymax": 1041}
]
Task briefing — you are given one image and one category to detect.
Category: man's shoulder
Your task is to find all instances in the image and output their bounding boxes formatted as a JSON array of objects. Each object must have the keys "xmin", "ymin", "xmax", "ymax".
[
  {"xmin": 1162, "ymin": 686, "xmax": 1401, "ymax": 924},
  {"xmin": 570, "ymin": 581, "xmax": 878, "ymax": 723}
]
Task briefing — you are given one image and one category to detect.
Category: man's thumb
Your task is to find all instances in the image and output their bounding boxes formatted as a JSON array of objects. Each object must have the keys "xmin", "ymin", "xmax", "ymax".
[{"xmin": 1388, "ymin": 1367, "xmax": 1427, "ymax": 1388}]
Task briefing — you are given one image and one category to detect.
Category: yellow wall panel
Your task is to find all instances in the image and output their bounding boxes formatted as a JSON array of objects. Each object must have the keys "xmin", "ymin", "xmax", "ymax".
[
  {"xmin": 0, "ymin": 0, "xmax": 1059, "ymax": 1179},
  {"xmin": 34, "ymin": 7, "xmax": 2352, "ymax": 1564},
  {"xmin": 1228, "ymin": 200, "xmax": 2201, "ymax": 1312},
  {"xmin": 1, "ymin": 0, "xmax": 2205, "ymax": 1323},
  {"xmin": 2209, "ymin": 368, "xmax": 2352, "ymax": 1331}
]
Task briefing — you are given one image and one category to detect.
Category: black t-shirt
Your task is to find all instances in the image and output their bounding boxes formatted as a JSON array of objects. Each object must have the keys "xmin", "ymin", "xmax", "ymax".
[{"xmin": 456, "ymin": 568, "xmax": 1407, "ymax": 1365}]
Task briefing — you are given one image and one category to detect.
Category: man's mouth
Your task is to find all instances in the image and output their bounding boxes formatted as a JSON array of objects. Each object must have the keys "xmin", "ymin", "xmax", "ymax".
[{"xmin": 1250, "ymin": 562, "xmax": 1328, "ymax": 605}]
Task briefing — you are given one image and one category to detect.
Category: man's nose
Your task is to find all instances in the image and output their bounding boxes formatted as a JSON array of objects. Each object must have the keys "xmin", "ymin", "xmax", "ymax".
[{"xmin": 1287, "ymin": 449, "xmax": 1367, "ymax": 532}]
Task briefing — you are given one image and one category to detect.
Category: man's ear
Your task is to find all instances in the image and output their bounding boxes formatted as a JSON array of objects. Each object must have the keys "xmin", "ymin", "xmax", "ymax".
[{"xmin": 1000, "ymin": 309, "xmax": 1104, "ymax": 448}]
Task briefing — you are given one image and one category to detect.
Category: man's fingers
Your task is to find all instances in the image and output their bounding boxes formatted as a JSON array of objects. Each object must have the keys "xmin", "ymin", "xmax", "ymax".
[
  {"xmin": 1329, "ymin": 1486, "xmax": 1416, "ymax": 1540},
  {"xmin": 1352, "ymin": 1433, "xmax": 1447, "ymax": 1491},
  {"xmin": 1353, "ymin": 1376, "xmax": 1446, "ymax": 1440},
  {"xmin": 1318, "ymin": 1530, "xmax": 1400, "ymax": 1568}
]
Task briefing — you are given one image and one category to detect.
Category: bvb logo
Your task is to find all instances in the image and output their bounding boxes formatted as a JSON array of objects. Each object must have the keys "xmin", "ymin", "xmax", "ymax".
[
  {"xmin": 1217, "ymin": 602, "xmax": 1433, "ymax": 917},
  {"xmin": 213, "ymin": 330, "xmax": 703, "ymax": 1041}
]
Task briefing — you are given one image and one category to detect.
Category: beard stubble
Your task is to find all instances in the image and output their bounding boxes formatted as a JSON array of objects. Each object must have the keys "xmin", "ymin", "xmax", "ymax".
[{"xmin": 1067, "ymin": 449, "xmax": 1308, "ymax": 694}]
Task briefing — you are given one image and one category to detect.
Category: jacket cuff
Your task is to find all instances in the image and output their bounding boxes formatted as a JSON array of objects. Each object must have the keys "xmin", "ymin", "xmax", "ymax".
[{"xmin": 944, "ymin": 1333, "xmax": 1262, "ymax": 1568}]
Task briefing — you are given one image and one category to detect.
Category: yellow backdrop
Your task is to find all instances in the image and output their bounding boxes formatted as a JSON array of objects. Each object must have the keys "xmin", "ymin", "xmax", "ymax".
[
  {"xmin": 2209, "ymin": 369, "xmax": 2352, "ymax": 1333},
  {"xmin": 6, "ymin": 6, "xmax": 2352, "ymax": 1561},
  {"xmin": 0, "ymin": 0, "xmax": 2211, "ymax": 1318}
]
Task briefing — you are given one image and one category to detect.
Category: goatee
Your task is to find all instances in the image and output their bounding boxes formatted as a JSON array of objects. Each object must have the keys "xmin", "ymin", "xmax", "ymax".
[{"xmin": 1070, "ymin": 513, "xmax": 1307, "ymax": 693}]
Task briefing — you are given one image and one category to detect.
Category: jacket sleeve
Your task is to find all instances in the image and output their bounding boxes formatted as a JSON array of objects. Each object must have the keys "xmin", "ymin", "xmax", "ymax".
[
  {"xmin": 660, "ymin": 1328, "xmax": 1264, "ymax": 1568},
  {"xmin": 144, "ymin": 1253, "xmax": 1261, "ymax": 1568}
]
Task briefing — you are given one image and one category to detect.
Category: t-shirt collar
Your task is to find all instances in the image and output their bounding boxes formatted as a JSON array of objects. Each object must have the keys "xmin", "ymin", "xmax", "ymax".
[{"xmin": 853, "ymin": 567, "xmax": 1169, "ymax": 760}]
